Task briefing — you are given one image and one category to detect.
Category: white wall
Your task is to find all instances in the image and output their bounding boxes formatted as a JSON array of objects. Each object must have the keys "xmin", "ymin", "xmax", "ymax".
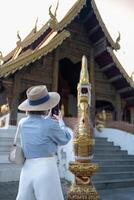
[{"xmin": 95, "ymin": 128, "xmax": 134, "ymax": 155}]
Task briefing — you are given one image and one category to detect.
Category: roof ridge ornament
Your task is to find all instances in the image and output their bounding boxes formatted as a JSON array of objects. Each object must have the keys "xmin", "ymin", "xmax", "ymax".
[
  {"xmin": 0, "ymin": 51, "xmax": 4, "ymax": 66},
  {"xmin": 12, "ymin": 31, "xmax": 22, "ymax": 60},
  {"xmin": 16, "ymin": 31, "xmax": 22, "ymax": 47},
  {"xmin": 48, "ymin": 0, "xmax": 59, "ymax": 29},
  {"xmin": 34, "ymin": 18, "xmax": 38, "ymax": 33},
  {"xmin": 131, "ymin": 71, "xmax": 134, "ymax": 81},
  {"xmin": 114, "ymin": 31, "xmax": 121, "ymax": 51}
]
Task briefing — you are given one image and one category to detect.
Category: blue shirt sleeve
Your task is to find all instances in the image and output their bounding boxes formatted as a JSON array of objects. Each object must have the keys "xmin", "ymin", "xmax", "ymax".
[{"xmin": 49, "ymin": 119, "xmax": 71, "ymax": 146}]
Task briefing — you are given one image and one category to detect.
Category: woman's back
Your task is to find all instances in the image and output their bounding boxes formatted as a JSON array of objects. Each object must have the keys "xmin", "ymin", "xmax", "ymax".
[{"xmin": 20, "ymin": 114, "xmax": 71, "ymax": 159}]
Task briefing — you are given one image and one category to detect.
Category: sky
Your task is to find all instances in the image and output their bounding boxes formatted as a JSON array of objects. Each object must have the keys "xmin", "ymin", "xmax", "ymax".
[{"xmin": 0, "ymin": 0, "xmax": 134, "ymax": 76}]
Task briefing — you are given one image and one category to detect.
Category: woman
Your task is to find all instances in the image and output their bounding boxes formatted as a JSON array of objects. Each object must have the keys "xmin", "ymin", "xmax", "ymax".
[{"xmin": 16, "ymin": 85, "xmax": 71, "ymax": 200}]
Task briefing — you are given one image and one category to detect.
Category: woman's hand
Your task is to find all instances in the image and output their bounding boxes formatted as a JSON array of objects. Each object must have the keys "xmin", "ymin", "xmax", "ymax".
[{"xmin": 53, "ymin": 111, "xmax": 62, "ymax": 121}]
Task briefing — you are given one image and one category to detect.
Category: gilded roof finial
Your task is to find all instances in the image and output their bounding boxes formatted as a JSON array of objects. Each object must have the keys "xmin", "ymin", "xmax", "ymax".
[
  {"xmin": 12, "ymin": 31, "xmax": 22, "ymax": 60},
  {"xmin": 16, "ymin": 31, "xmax": 22, "ymax": 47},
  {"xmin": 48, "ymin": 0, "xmax": 59, "ymax": 29},
  {"xmin": 114, "ymin": 31, "xmax": 121, "ymax": 51},
  {"xmin": 54, "ymin": 0, "xmax": 59, "ymax": 18},
  {"xmin": 0, "ymin": 51, "xmax": 4, "ymax": 66},
  {"xmin": 34, "ymin": 18, "xmax": 38, "ymax": 33},
  {"xmin": 131, "ymin": 71, "xmax": 134, "ymax": 81}
]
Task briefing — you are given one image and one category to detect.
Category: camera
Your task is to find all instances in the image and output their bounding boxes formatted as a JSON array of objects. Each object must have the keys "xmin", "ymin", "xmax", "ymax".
[{"xmin": 51, "ymin": 104, "xmax": 59, "ymax": 115}]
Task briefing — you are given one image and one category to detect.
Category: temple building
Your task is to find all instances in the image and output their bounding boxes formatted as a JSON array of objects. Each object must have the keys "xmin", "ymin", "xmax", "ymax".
[{"xmin": 0, "ymin": 0, "xmax": 134, "ymax": 126}]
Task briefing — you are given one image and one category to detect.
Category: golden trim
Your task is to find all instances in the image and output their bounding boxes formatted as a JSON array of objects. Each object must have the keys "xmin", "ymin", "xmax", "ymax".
[
  {"xmin": 107, "ymin": 47, "xmax": 134, "ymax": 88},
  {"xmin": 91, "ymin": 0, "xmax": 120, "ymax": 50},
  {"xmin": 68, "ymin": 185, "xmax": 100, "ymax": 200},
  {"xmin": 0, "ymin": 30, "xmax": 70, "ymax": 78}
]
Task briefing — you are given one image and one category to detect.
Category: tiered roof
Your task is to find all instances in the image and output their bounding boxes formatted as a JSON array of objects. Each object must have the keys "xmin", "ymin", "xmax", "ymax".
[{"xmin": 0, "ymin": 0, "xmax": 134, "ymax": 105}]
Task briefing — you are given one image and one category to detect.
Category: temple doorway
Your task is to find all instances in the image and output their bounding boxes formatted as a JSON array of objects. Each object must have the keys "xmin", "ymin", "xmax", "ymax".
[{"xmin": 58, "ymin": 58, "xmax": 81, "ymax": 117}]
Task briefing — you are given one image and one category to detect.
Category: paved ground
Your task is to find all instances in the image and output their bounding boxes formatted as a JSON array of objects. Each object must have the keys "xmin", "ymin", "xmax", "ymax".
[{"xmin": 0, "ymin": 181, "xmax": 134, "ymax": 200}]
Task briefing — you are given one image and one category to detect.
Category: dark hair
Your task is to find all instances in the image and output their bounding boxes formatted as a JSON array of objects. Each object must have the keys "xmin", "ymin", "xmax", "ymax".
[{"xmin": 27, "ymin": 111, "xmax": 45, "ymax": 115}]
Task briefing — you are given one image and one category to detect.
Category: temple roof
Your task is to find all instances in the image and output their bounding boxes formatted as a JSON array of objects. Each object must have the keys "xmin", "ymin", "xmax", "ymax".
[
  {"xmin": 0, "ymin": 0, "xmax": 134, "ymax": 105},
  {"xmin": 0, "ymin": 30, "xmax": 70, "ymax": 77}
]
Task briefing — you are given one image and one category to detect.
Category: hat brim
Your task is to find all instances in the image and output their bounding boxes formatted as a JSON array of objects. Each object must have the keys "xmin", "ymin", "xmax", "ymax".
[{"xmin": 18, "ymin": 92, "xmax": 60, "ymax": 111}]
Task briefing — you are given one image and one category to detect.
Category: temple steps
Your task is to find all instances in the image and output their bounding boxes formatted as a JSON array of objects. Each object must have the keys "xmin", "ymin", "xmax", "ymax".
[
  {"xmin": 0, "ymin": 128, "xmax": 22, "ymax": 181},
  {"xmin": 0, "ymin": 128, "xmax": 134, "ymax": 191},
  {"xmin": 0, "ymin": 167, "xmax": 21, "ymax": 182},
  {"xmin": 92, "ymin": 137, "xmax": 134, "ymax": 189},
  {"xmin": 93, "ymin": 159, "xmax": 134, "ymax": 165},
  {"xmin": 93, "ymin": 178, "xmax": 134, "ymax": 190},
  {"xmin": 93, "ymin": 172, "xmax": 134, "ymax": 181},
  {"xmin": 94, "ymin": 145, "xmax": 121, "ymax": 151}
]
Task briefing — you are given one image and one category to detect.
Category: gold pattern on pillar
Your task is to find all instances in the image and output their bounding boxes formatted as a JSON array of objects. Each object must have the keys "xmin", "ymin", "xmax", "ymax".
[{"xmin": 67, "ymin": 55, "xmax": 100, "ymax": 200}]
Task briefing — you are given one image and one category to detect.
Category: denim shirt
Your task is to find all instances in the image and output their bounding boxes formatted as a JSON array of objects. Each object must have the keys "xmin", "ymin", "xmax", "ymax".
[{"xmin": 18, "ymin": 115, "xmax": 71, "ymax": 159}]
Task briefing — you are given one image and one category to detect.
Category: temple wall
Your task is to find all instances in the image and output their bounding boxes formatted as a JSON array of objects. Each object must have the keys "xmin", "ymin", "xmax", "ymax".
[
  {"xmin": 20, "ymin": 54, "xmax": 54, "ymax": 92},
  {"xmin": 95, "ymin": 63, "xmax": 117, "ymax": 106},
  {"xmin": 59, "ymin": 22, "xmax": 91, "ymax": 63}
]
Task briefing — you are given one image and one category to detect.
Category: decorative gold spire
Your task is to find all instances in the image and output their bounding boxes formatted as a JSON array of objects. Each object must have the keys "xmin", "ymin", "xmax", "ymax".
[
  {"xmin": 80, "ymin": 55, "xmax": 89, "ymax": 84},
  {"xmin": 67, "ymin": 55, "xmax": 99, "ymax": 200},
  {"xmin": 77, "ymin": 55, "xmax": 91, "ymax": 108},
  {"xmin": 48, "ymin": 0, "xmax": 59, "ymax": 29},
  {"xmin": 0, "ymin": 51, "xmax": 4, "ymax": 66}
]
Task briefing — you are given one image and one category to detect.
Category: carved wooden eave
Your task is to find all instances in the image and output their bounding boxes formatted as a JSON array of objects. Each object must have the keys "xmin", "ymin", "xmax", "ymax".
[
  {"xmin": 107, "ymin": 47, "xmax": 134, "ymax": 89},
  {"xmin": 91, "ymin": 0, "xmax": 120, "ymax": 50},
  {"xmin": 21, "ymin": 19, "xmax": 51, "ymax": 48},
  {"xmin": 0, "ymin": 30, "xmax": 70, "ymax": 78},
  {"xmin": 22, "ymin": 28, "xmax": 37, "ymax": 43},
  {"xmin": 3, "ymin": 19, "xmax": 51, "ymax": 63},
  {"xmin": 58, "ymin": 0, "xmax": 86, "ymax": 31}
]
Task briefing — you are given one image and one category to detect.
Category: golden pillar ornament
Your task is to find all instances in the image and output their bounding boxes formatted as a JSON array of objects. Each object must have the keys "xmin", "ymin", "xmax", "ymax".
[{"xmin": 67, "ymin": 55, "xmax": 100, "ymax": 200}]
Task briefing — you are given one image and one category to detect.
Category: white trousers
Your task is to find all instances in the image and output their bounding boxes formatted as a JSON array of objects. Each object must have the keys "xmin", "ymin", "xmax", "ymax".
[{"xmin": 16, "ymin": 157, "xmax": 64, "ymax": 200}]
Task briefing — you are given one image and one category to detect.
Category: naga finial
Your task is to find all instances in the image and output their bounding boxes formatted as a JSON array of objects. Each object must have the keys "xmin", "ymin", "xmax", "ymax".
[
  {"xmin": 54, "ymin": 0, "xmax": 59, "ymax": 18},
  {"xmin": 48, "ymin": 0, "xmax": 59, "ymax": 29},
  {"xmin": 0, "ymin": 51, "xmax": 4, "ymax": 66},
  {"xmin": 34, "ymin": 18, "xmax": 38, "ymax": 33},
  {"xmin": 16, "ymin": 31, "xmax": 22, "ymax": 46},
  {"xmin": 131, "ymin": 71, "xmax": 134, "ymax": 81},
  {"xmin": 114, "ymin": 31, "xmax": 121, "ymax": 50}
]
